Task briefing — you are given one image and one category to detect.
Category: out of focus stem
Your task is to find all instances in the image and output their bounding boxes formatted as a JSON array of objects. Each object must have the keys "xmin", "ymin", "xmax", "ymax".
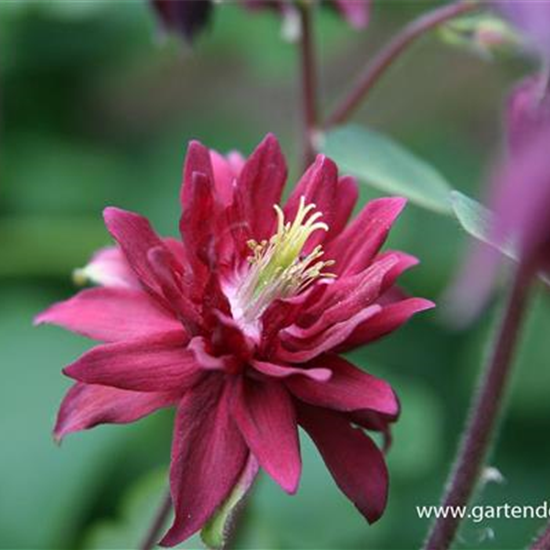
[
  {"xmin": 297, "ymin": 2, "xmax": 318, "ymax": 168},
  {"xmin": 140, "ymin": 491, "xmax": 172, "ymax": 550},
  {"xmin": 326, "ymin": 0, "xmax": 478, "ymax": 127},
  {"xmin": 424, "ymin": 259, "xmax": 535, "ymax": 549},
  {"xmin": 531, "ymin": 521, "xmax": 550, "ymax": 550}
]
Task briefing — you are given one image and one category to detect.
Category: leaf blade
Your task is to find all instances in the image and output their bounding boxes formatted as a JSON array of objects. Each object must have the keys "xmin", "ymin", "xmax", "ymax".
[{"xmin": 321, "ymin": 124, "xmax": 453, "ymax": 215}]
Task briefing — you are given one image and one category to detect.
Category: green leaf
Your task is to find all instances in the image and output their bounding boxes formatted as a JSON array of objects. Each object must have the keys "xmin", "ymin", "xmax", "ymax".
[
  {"xmin": 450, "ymin": 190, "xmax": 516, "ymax": 259},
  {"xmin": 320, "ymin": 125, "xmax": 453, "ymax": 215},
  {"xmin": 201, "ymin": 458, "xmax": 258, "ymax": 550}
]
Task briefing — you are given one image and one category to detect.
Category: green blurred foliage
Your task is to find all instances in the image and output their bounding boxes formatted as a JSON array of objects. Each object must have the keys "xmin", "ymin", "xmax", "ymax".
[{"xmin": 0, "ymin": 1, "xmax": 548, "ymax": 549}]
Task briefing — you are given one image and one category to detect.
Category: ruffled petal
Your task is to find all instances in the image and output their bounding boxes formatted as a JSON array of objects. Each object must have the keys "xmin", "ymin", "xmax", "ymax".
[
  {"xmin": 252, "ymin": 360, "xmax": 332, "ymax": 382},
  {"xmin": 103, "ymin": 207, "xmax": 181, "ymax": 296},
  {"xmin": 232, "ymin": 377, "xmax": 301, "ymax": 494},
  {"xmin": 34, "ymin": 287, "xmax": 182, "ymax": 342},
  {"xmin": 64, "ymin": 332, "xmax": 200, "ymax": 392},
  {"xmin": 284, "ymin": 155, "xmax": 339, "ymax": 252},
  {"xmin": 73, "ymin": 246, "xmax": 140, "ymax": 289},
  {"xmin": 337, "ymin": 297, "xmax": 435, "ymax": 351},
  {"xmin": 181, "ymin": 140, "xmax": 215, "ymax": 210},
  {"xmin": 298, "ymin": 404, "xmax": 388, "ymax": 523},
  {"xmin": 161, "ymin": 376, "xmax": 247, "ymax": 546},
  {"xmin": 325, "ymin": 197, "xmax": 406, "ymax": 277},
  {"xmin": 328, "ymin": 175, "xmax": 359, "ymax": 239},
  {"xmin": 277, "ymin": 305, "xmax": 382, "ymax": 363},
  {"xmin": 54, "ymin": 382, "xmax": 179, "ymax": 442},
  {"xmin": 286, "ymin": 354, "xmax": 398, "ymax": 416},
  {"xmin": 210, "ymin": 149, "xmax": 245, "ymax": 206},
  {"xmin": 233, "ymin": 133, "xmax": 287, "ymax": 242},
  {"xmin": 294, "ymin": 254, "xmax": 399, "ymax": 335}
]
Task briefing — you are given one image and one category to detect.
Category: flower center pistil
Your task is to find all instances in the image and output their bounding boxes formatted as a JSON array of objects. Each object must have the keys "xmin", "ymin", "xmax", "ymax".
[{"xmin": 232, "ymin": 196, "xmax": 335, "ymax": 328}]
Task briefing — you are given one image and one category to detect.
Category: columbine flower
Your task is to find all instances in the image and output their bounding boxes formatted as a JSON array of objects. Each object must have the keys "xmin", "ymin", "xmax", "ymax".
[
  {"xmin": 506, "ymin": 75, "xmax": 550, "ymax": 152},
  {"xmin": 151, "ymin": 0, "xmax": 213, "ymax": 43},
  {"xmin": 449, "ymin": 119, "xmax": 550, "ymax": 321},
  {"xmin": 36, "ymin": 135, "xmax": 433, "ymax": 546},
  {"xmin": 493, "ymin": 0, "xmax": 550, "ymax": 62}
]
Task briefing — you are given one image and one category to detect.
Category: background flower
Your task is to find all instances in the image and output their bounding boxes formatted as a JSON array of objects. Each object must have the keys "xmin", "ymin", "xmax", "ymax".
[
  {"xmin": 151, "ymin": 0, "xmax": 370, "ymax": 42},
  {"xmin": 493, "ymin": 0, "xmax": 550, "ymax": 62}
]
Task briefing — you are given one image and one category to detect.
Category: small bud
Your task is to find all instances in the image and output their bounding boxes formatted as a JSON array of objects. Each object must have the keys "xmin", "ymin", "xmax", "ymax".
[{"xmin": 439, "ymin": 12, "xmax": 522, "ymax": 60}]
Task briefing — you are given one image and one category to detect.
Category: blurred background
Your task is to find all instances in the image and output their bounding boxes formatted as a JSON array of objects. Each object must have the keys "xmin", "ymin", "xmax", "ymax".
[{"xmin": 1, "ymin": 1, "xmax": 550, "ymax": 549}]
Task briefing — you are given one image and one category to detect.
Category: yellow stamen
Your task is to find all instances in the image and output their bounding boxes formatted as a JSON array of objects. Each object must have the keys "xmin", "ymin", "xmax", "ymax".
[{"xmin": 235, "ymin": 196, "xmax": 335, "ymax": 324}]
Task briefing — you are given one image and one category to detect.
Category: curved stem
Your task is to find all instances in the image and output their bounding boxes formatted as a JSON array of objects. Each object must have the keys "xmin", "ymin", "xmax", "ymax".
[
  {"xmin": 326, "ymin": 0, "xmax": 478, "ymax": 127},
  {"xmin": 531, "ymin": 521, "xmax": 550, "ymax": 550},
  {"xmin": 139, "ymin": 490, "xmax": 172, "ymax": 550},
  {"xmin": 297, "ymin": 2, "xmax": 319, "ymax": 168},
  {"xmin": 424, "ymin": 259, "xmax": 535, "ymax": 550}
]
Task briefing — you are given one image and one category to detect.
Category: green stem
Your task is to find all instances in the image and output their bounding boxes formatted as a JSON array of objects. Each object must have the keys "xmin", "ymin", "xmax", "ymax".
[
  {"xmin": 326, "ymin": 1, "xmax": 479, "ymax": 127},
  {"xmin": 139, "ymin": 491, "xmax": 172, "ymax": 550},
  {"xmin": 297, "ymin": 2, "xmax": 319, "ymax": 168}
]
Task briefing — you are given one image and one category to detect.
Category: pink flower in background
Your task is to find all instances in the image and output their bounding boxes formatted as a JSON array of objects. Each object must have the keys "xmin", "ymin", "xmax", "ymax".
[
  {"xmin": 36, "ymin": 135, "xmax": 433, "ymax": 546},
  {"xmin": 493, "ymin": 0, "xmax": 550, "ymax": 61},
  {"xmin": 506, "ymin": 76, "xmax": 550, "ymax": 152},
  {"xmin": 449, "ymin": 118, "xmax": 550, "ymax": 320}
]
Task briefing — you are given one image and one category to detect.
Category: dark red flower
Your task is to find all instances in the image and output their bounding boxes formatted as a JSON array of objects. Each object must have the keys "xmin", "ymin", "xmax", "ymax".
[
  {"xmin": 151, "ymin": 0, "xmax": 213, "ymax": 43},
  {"xmin": 36, "ymin": 135, "xmax": 433, "ymax": 546}
]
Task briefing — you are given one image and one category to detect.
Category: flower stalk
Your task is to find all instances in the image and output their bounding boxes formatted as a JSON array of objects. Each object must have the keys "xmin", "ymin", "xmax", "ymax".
[
  {"xmin": 530, "ymin": 520, "xmax": 550, "ymax": 550},
  {"xmin": 326, "ymin": 0, "xmax": 479, "ymax": 127},
  {"xmin": 424, "ymin": 258, "xmax": 536, "ymax": 549},
  {"xmin": 297, "ymin": 2, "xmax": 319, "ymax": 168},
  {"xmin": 140, "ymin": 491, "xmax": 172, "ymax": 550}
]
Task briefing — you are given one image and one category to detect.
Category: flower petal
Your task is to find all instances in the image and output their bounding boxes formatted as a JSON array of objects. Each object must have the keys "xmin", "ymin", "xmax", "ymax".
[
  {"xmin": 277, "ymin": 305, "xmax": 382, "ymax": 363},
  {"xmin": 210, "ymin": 149, "xmax": 245, "ymax": 206},
  {"xmin": 337, "ymin": 297, "xmax": 435, "ymax": 351},
  {"xmin": 232, "ymin": 377, "xmax": 301, "ymax": 494},
  {"xmin": 284, "ymin": 155, "xmax": 339, "ymax": 251},
  {"xmin": 328, "ymin": 175, "xmax": 359, "ymax": 238},
  {"xmin": 293, "ymin": 254, "xmax": 399, "ymax": 337},
  {"xmin": 161, "ymin": 376, "xmax": 247, "ymax": 546},
  {"xmin": 252, "ymin": 360, "xmax": 332, "ymax": 382},
  {"xmin": 298, "ymin": 404, "xmax": 388, "ymax": 524},
  {"xmin": 286, "ymin": 354, "xmax": 398, "ymax": 416},
  {"xmin": 64, "ymin": 332, "xmax": 199, "ymax": 392},
  {"xmin": 54, "ymin": 382, "xmax": 179, "ymax": 442},
  {"xmin": 34, "ymin": 287, "xmax": 182, "ymax": 342},
  {"xmin": 326, "ymin": 197, "xmax": 406, "ymax": 277},
  {"xmin": 103, "ymin": 207, "xmax": 180, "ymax": 295},
  {"xmin": 234, "ymin": 133, "xmax": 287, "ymax": 241},
  {"xmin": 73, "ymin": 246, "xmax": 140, "ymax": 289},
  {"xmin": 181, "ymin": 140, "xmax": 215, "ymax": 210}
]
